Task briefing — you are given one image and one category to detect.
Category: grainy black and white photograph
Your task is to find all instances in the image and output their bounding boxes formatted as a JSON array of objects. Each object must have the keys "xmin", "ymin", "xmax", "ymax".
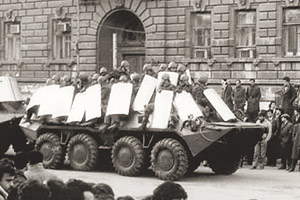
[{"xmin": 0, "ymin": 0, "xmax": 300, "ymax": 199}]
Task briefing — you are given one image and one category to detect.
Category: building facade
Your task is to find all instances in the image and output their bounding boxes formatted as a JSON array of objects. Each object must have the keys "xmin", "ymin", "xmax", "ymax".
[{"xmin": 0, "ymin": 0, "xmax": 299, "ymax": 100}]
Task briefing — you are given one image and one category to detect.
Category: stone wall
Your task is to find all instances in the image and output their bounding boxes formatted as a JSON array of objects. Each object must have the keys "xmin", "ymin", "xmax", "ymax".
[{"xmin": 0, "ymin": 0, "xmax": 298, "ymax": 101}]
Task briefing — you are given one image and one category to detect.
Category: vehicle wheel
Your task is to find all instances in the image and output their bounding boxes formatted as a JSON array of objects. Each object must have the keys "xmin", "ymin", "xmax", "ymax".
[
  {"xmin": 35, "ymin": 133, "xmax": 65, "ymax": 169},
  {"xmin": 151, "ymin": 138, "xmax": 188, "ymax": 181},
  {"xmin": 112, "ymin": 136, "xmax": 145, "ymax": 176},
  {"xmin": 209, "ymin": 157, "xmax": 240, "ymax": 175},
  {"xmin": 67, "ymin": 134, "xmax": 98, "ymax": 171}
]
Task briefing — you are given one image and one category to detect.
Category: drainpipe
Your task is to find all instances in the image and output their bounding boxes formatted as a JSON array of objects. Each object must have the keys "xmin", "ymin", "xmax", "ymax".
[{"xmin": 76, "ymin": 0, "xmax": 80, "ymax": 74}]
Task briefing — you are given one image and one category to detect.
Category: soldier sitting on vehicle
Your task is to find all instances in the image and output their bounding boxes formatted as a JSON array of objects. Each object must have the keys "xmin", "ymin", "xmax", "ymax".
[
  {"xmin": 167, "ymin": 62, "xmax": 177, "ymax": 72},
  {"xmin": 176, "ymin": 64, "xmax": 187, "ymax": 76},
  {"xmin": 158, "ymin": 64, "xmax": 167, "ymax": 73},
  {"xmin": 99, "ymin": 67, "xmax": 108, "ymax": 77},
  {"xmin": 176, "ymin": 74, "xmax": 192, "ymax": 93},
  {"xmin": 91, "ymin": 73, "xmax": 100, "ymax": 85},
  {"xmin": 142, "ymin": 64, "xmax": 155, "ymax": 78},
  {"xmin": 51, "ymin": 74, "xmax": 60, "ymax": 85},
  {"xmin": 157, "ymin": 74, "xmax": 176, "ymax": 93},
  {"xmin": 131, "ymin": 73, "xmax": 141, "ymax": 100},
  {"xmin": 109, "ymin": 60, "xmax": 130, "ymax": 81},
  {"xmin": 78, "ymin": 73, "xmax": 90, "ymax": 93},
  {"xmin": 60, "ymin": 75, "xmax": 72, "ymax": 87}
]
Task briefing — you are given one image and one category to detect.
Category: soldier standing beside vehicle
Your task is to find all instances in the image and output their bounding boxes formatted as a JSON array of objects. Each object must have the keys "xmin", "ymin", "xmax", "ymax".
[
  {"xmin": 280, "ymin": 76, "xmax": 297, "ymax": 117},
  {"xmin": 251, "ymin": 110, "xmax": 272, "ymax": 169},
  {"xmin": 233, "ymin": 79, "xmax": 246, "ymax": 112},
  {"xmin": 221, "ymin": 79, "xmax": 234, "ymax": 110},
  {"xmin": 246, "ymin": 79, "xmax": 261, "ymax": 123}
]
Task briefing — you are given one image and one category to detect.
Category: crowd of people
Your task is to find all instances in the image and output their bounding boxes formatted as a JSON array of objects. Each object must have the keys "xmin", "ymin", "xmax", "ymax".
[
  {"xmin": 220, "ymin": 76, "xmax": 300, "ymax": 172},
  {"xmin": 0, "ymin": 152, "xmax": 188, "ymax": 200}
]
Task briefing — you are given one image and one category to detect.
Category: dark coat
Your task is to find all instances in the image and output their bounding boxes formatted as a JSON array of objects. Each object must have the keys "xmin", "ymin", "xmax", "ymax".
[
  {"xmin": 222, "ymin": 85, "xmax": 234, "ymax": 110},
  {"xmin": 281, "ymin": 84, "xmax": 297, "ymax": 116},
  {"xmin": 246, "ymin": 85, "xmax": 261, "ymax": 114},
  {"xmin": 279, "ymin": 121, "xmax": 293, "ymax": 149},
  {"xmin": 233, "ymin": 85, "xmax": 246, "ymax": 111},
  {"xmin": 291, "ymin": 123, "xmax": 300, "ymax": 159}
]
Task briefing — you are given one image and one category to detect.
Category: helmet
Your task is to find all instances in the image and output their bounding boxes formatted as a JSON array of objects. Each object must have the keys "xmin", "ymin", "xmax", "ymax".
[
  {"xmin": 180, "ymin": 74, "xmax": 189, "ymax": 81},
  {"xmin": 131, "ymin": 73, "xmax": 141, "ymax": 82},
  {"xmin": 79, "ymin": 73, "xmax": 89, "ymax": 83},
  {"xmin": 198, "ymin": 76, "xmax": 208, "ymax": 85},
  {"xmin": 62, "ymin": 75, "xmax": 71, "ymax": 82},
  {"xmin": 177, "ymin": 64, "xmax": 186, "ymax": 72},
  {"xmin": 119, "ymin": 75, "xmax": 128, "ymax": 82},
  {"xmin": 92, "ymin": 73, "xmax": 100, "ymax": 80},
  {"xmin": 51, "ymin": 74, "xmax": 60, "ymax": 82},
  {"xmin": 161, "ymin": 73, "xmax": 170, "ymax": 80},
  {"xmin": 100, "ymin": 67, "xmax": 107, "ymax": 74},
  {"xmin": 143, "ymin": 64, "xmax": 152, "ymax": 72},
  {"xmin": 120, "ymin": 60, "xmax": 130, "ymax": 67},
  {"xmin": 159, "ymin": 64, "xmax": 167, "ymax": 72},
  {"xmin": 168, "ymin": 62, "xmax": 177, "ymax": 69},
  {"xmin": 45, "ymin": 78, "xmax": 53, "ymax": 86}
]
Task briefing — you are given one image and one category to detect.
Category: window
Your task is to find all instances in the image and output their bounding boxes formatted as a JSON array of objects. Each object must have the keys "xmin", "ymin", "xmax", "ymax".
[
  {"xmin": 191, "ymin": 13, "xmax": 211, "ymax": 59},
  {"xmin": 4, "ymin": 22, "xmax": 21, "ymax": 60},
  {"xmin": 283, "ymin": 9, "xmax": 300, "ymax": 57},
  {"xmin": 236, "ymin": 11, "xmax": 256, "ymax": 58},
  {"xmin": 52, "ymin": 19, "xmax": 72, "ymax": 60}
]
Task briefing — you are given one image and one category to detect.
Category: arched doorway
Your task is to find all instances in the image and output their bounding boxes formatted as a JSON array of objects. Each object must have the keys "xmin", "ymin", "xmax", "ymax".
[{"xmin": 97, "ymin": 10, "xmax": 146, "ymax": 74}]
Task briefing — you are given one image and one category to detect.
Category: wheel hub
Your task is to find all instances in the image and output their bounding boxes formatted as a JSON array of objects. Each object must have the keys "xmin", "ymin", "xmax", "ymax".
[
  {"xmin": 117, "ymin": 147, "xmax": 133, "ymax": 167},
  {"xmin": 157, "ymin": 149, "xmax": 174, "ymax": 171},
  {"xmin": 72, "ymin": 144, "xmax": 88, "ymax": 164},
  {"xmin": 40, "ymin": 142, "xmax": 53, "ymax": 162}
]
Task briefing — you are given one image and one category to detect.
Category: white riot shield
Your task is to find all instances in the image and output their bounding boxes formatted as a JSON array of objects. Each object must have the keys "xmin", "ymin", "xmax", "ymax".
[
  {"xmin": 85, "ymin": 84, "xmax": 102, "ymax": 121},
  {"xmin": 185, "ymin": 69, "xmax": 193, "ymax": 85},
  {"xmin": 51, "ymin": 86, "xmax": 75, "ymax": 118},
  {"xmin": 67, "ymin": 92, "xmax": 86, "ymax": 123},
  {"xmin": 106, "ymin": 83, "xmax": 133, "ymax": 116},
  {"xmin": 26, "ymin": 86, "xmax": 46, "ymax": 111},
  {"xmin": 174, "ymin": 91, "xmax": 203, "ymax": 121},
  {"xmin": 150, "ymin": 90, "xmax": 174, "ymax": 129},
  {"xmin": 0, "ymin": 76, "xmax": 22, "ymax": 102},
  {"xmin": 203, "ymin": 89, "xmax": 236, "ymax": 121},
  {"xmin": 132, "ymin": 75, "xmax": 158, "ymax": 112},
  {"xmin": 38, "ymin": 85, "xmax": 60, "ymax": 116},
  {"xmin": 157, "ymin": 72, "xmax": 179, "ymax": 86}
]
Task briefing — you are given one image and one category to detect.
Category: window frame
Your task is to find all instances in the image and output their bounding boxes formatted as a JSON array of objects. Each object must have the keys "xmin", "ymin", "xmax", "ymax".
[
  {"xmin": 282, "ymin": 8, "xmax": 300, "ymax": 57},
  {"xmin": 234, "ymin": 10, "xmax": 257, "ymax": 59},
  {"xmin": 50, "ymin": 18, "xmax": 72, "ymax": 60}
]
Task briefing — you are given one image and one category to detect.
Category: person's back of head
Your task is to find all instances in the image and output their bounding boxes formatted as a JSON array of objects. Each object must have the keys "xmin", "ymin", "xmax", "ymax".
[
  {"xmin": 152, "ymin": 181, "xmax": 187, "ymax": 200},
  {"xmin": 66, "ymin": 179, "xmax": 93, "ymax": 200},
  {"xmin": 117, "ymin": 195, "xmax": 135, "ymax": 200},
  {"xmin": 19, "ymin": 180, "xmax": 51, "ymax": 200},
  {"xmin": 92, "ymin": 183, "xmax": 114, "ymax": 198},
  {"xmin": 46, "ymin": 179, "xmax": 68, "ymax": 200},
  {"xmin": 28, "ymin": 151, "xmax": 43, "ymax": 165}
]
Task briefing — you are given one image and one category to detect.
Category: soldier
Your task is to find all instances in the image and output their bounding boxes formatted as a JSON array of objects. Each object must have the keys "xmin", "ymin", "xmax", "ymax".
[
  {"xmin": 60, "ymin": 75, "xmax": 72, "ymax": 87},
  {"xmin": 142, "ymin": 64, "xmax": 155, "ymax": 77},
  {"xmin": 221, "ymin": 79, "xmax": 234, "ymax": 110},
  {"xmin": 45, "ymin": 78, "xmax": 53, "ymax": 86},
  {"xmin": 78, "ymin": 73, "xmax": 89, "ymax": 92},
  {"xmin": 246, "ymin": 79, "xmax": 261, "ymax": 123},
  {"xmin": 281, "ymin": 76, "xmax": 297, "ymax": 116},
  {"xmin": 157, "ymin": 74, "xmax": 176, "ymax": 93},
  {"xmin": 251, "ymin": 110, "xmax": 272, "ymax": 170},
  {"xmin": 192, "ymin": 76, "xmax": 209, "ymax": 107},
  {"xmin": 51, "ymin": 74, "xmax": 60, "ymax": 85},
  {"xmin": 176, "ymin": 74, "xmax": 192, "ymax": 93},
  {"xmin": 233, "ymin": 79, "xmax": 246, "ymax": 111},
  {"xmin": 167, "ymin": 62, "xmax": 177, "ymax": 72},
  {"xmin": 131, "ymin": 73, "xmax": 141, "ymax": 99},
  {"xmin": 176, "ymin": 64, "xmax": 186, "ymax": 76},
  {"xmin": 158, "ymin": 64, "xmax": 167, "ymax": 72},
  {"xmin": 99, "ymin": 67, "xmax": 108, "ymax": 77},
  {"xmin": 109, "ymin": 60, "xmax": 130, "ymax": 80},
  {"xmin": 91, "ymin": 73, "xmax": 100, "ymax": 85}
]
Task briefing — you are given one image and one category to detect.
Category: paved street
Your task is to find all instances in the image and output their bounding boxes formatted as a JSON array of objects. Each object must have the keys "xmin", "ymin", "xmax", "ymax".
[{"xmin": 48, "ymin": 165, "xmax": 300, "ymax": 200}]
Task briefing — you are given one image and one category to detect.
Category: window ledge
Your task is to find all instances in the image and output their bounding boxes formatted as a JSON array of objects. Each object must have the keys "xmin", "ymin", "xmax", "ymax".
[
  {"xmin": 44, "ymin": 59, "xmax": 75, "ymax": 67},
  {"xmin": 0, "ymin": 60, "xmax": 22, "ymax": 67}
]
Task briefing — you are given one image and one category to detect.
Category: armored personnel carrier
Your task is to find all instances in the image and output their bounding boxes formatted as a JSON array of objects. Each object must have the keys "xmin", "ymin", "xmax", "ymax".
[
  {"xmin": 0, "ymin": 76, "xmax": 28, "ymax": 157},
  {"xmin": 20, "ymin": 72, "xmax": 264, "ymax": 181}
]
